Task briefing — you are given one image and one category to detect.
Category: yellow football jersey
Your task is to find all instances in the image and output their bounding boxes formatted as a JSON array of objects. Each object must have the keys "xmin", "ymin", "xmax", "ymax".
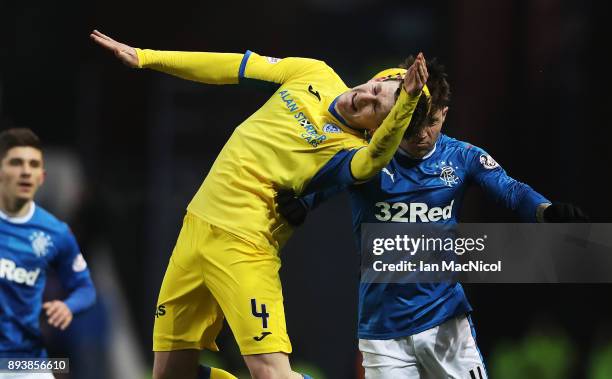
[
  {"xmin": 190, "ymin": 52, "xmax": 370, "ymax": 251},
  {"xmin": 137, "ymin": 49, "xmax": 368, "ymax": 251}
]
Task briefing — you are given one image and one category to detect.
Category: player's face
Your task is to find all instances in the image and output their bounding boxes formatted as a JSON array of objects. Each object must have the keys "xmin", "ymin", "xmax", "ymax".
[
  {"xmin": 401, "ymin": 107, "xmax": 448, "ymax": 158},
  {"xmin": 335, "ymin": 79, "xmax": 402, "ymax": 130},
  {"xmin": 0, "ymin": 147, "xmax": 45, "ymax": 202}
]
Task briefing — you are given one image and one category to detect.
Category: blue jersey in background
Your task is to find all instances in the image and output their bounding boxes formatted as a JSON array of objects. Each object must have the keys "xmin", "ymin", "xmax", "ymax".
[{"xmin": 0, "ymin": 203, "xmax": 96, "ymax": 357}]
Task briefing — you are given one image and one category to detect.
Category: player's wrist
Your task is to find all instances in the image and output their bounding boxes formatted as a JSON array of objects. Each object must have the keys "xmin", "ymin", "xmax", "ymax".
[{"xmin": 134, "ymin": 48, "xmax": 146, "ymax": 68}]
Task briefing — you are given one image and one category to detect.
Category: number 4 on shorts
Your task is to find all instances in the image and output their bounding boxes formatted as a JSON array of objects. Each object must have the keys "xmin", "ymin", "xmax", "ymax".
[{"xmin": 251, "ymin": 298, "xmax": 269, "ymax": 328}]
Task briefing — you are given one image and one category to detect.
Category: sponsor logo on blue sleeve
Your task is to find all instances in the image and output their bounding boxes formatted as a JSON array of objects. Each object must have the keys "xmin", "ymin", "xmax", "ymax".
[
  {"xmin": 72, "ymin": 253, "xmax": 88, "ymax": 272},
  {"xmin": 479, "ymin": 154, "xmax": 499, "ymax": 169}
]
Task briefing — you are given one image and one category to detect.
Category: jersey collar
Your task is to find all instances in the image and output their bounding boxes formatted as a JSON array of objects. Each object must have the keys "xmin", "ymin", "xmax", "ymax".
[{"xmin": 0, "ymin": 202, "xmax": 36, "ymax": 224}]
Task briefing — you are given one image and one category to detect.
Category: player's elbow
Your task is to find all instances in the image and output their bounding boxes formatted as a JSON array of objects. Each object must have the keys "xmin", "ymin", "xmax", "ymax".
[
  {"xmin": 85, "ymin": 284, "xmax": 97, "ymax": 310},
  {"xmin": 74, "ymin": 281, "xmax": 97, "ymax": 312},
  {"xmin": 86, "ymin": 287, "xmax": 97, "ymax": 309}
]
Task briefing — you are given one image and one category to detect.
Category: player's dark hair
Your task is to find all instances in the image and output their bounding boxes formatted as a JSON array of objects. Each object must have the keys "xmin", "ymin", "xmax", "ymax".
[
  {"xmin": 399, "ymin": 56, "xmax": 451, "ymax": 139},
  {"xmin": 0, "ymin": 128, "xmax": 42, "ymax": 160}
]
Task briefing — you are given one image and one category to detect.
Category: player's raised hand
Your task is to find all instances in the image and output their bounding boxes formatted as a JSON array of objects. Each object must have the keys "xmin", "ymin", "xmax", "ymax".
[
  {"xmin": 403, "ymin": 52, "xmax": 428, "ymax": 96},
  {"xmin": 542, "ymin": 202, "xmax": 590, "ymax": 222},
  {"xmin": 43, "ymin": 300, "xmax": 73, "ymax": 330},
  {"xmin": 90, "ymin": 29, "xmax": 139, "ymax": 68}
]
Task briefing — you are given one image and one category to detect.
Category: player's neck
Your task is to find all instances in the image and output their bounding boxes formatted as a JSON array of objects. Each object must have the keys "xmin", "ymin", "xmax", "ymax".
[
  {"xmin": 0, "ymin": 194, "xmax": 32, "ymax": 218},
  {"xmin": 398, "ymin": 144, "xmax": 434, "ymax": 159},
  {"xmin": 399, "ymin": 136, "xmax": 439, "ymax": 159}
]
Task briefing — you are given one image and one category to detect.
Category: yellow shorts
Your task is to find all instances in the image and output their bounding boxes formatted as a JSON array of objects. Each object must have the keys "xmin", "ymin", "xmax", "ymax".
[{"xmin": 153, "ymin": 212, "xmax": 292, "ymax": 355}]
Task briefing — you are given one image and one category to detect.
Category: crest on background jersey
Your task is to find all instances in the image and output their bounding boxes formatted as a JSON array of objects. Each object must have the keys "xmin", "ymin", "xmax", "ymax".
[
  {"xmin": 439, "ymin": 164, "xmax": 458, "ymax": 187},
  {"xmin": 29, "ymin": 231, "xmax": 53, "ymax": 257},
  {"xmin": 479, "ymin": 154, "xmax": 499, "ymax": 169},
  {"xmin": 323, "ymin": 123, "xmax": 342, "ymax": 134}
]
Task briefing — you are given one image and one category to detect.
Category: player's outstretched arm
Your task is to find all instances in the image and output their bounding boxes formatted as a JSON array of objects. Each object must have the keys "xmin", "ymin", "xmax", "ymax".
[
  {"xmin": 468, "ymin": 149, "xmax": 589, "ymax": 222},
  {"xmin": 90, "ymin": 30, "xmax": 139, "ymax": 67},
  {"xmin": 90, "ymin": 29, "xmax": 243, "ymax": 84},
  {"xmin": 350, "ymin": 53, "xmax": 429, "ymax": 181}
]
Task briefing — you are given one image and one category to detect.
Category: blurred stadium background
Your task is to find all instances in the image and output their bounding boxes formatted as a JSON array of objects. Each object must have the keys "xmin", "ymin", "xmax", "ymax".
[{"xmin": 1, "ymin": 0, "xmax": 611, "ymax": 378}]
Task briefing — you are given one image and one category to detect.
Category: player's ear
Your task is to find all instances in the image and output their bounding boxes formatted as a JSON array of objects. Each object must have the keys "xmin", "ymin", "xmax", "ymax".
[
  {"xmin": 39, "ymin": 169, "xmax": 46, "ymax": 186},
  {"xmin": 439, "ymin": 106, "xmax": 449, "ymax": 124}
]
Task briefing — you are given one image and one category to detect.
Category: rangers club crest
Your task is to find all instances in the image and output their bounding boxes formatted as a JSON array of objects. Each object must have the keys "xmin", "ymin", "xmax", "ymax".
[
  {"xmin": 29, "ymin": 231, "xmax": 54, "ymax": 257},
  {"xmin": 439, "ymin": 164, "xmax": 459, "ymax": 187}
]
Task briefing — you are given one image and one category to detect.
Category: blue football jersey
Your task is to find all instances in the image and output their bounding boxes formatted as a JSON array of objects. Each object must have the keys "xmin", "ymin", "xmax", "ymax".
[
  {"xmin": 0, "ymin": 203, "xmax": 94, "ymax": 357},
  {"xmin": 304, "ymin": 134, "xmax": 550, "ymax": 339}
]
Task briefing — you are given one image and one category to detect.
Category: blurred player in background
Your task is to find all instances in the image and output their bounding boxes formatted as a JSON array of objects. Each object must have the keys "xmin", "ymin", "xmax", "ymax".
[
  {"xmin": 0, "ymin": 128, "xmax": 96, "ymax": 375},
  {"xmin": 91, "ymin": 29, "xmax": 429, "ymax": 379},
  {"xmin": 276, "ymin": 57, "xmax": 588, "ymax": 378}
]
